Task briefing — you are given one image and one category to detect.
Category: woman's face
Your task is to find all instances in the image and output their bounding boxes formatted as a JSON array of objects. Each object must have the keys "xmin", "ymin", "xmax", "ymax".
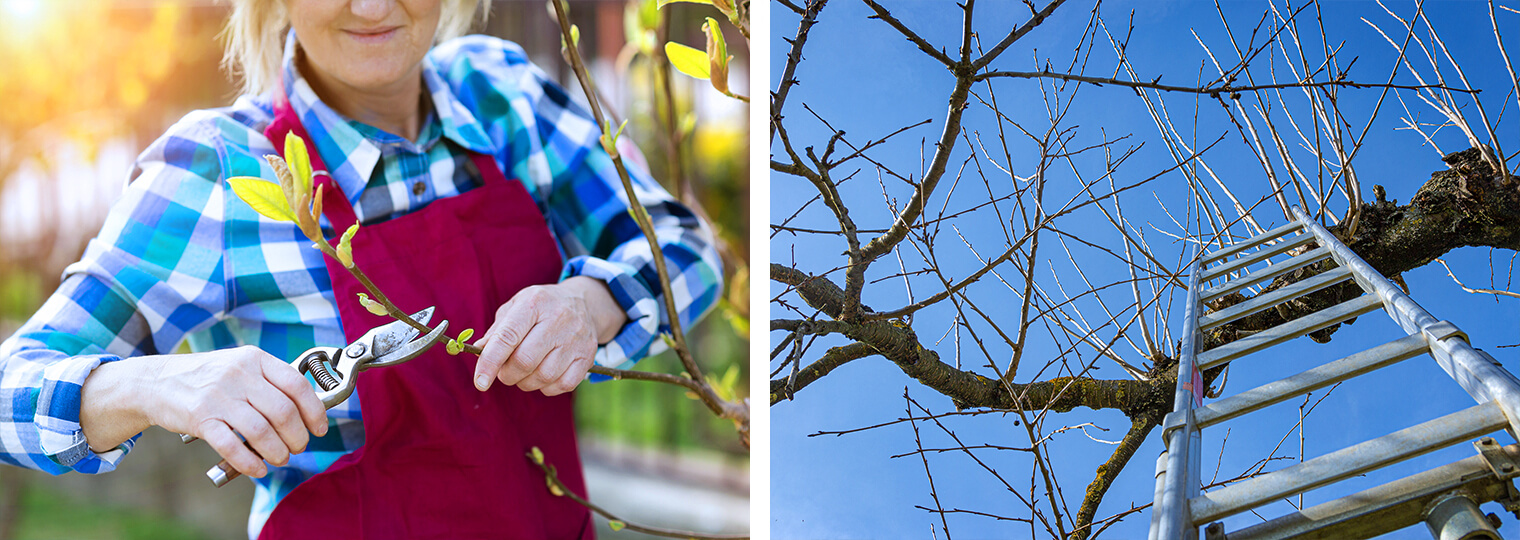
[{"xmin": 288, "ymin": 0, "xmax": 441, "ymax": 92}]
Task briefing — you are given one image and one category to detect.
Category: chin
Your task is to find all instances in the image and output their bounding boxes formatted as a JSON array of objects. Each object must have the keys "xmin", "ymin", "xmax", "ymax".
[{"xmin": 339, "ymin": 62, "xmax": 419, "ymax": 91}]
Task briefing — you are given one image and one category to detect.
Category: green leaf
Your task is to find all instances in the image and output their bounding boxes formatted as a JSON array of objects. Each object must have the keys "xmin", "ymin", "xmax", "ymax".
[
  {"xmin": 679, "ymin": 111, "xmax": 698, "ymax": 137},
  {"xmin": 664, "ymin": 42, "xmax": 710, "ymax": 81},
  {"xmin": 659, "ymin": 333, "xmax": 676, "ymax": 350},
  {"xmin": 657, "ymin": 0, "xmax": 712, "ymax": 7},
  {"xmin": 545, "ymin": 463, "xmax": 564, "ymax": 496},
  {"xmin": 609, "ymin": 520, "xmax": 626, "ymax": 532},
  {"xmin": 228, "ymin": 176, "xmax": 297, "ymax": 222},
  {"xmin": 458, "ymin": 328, "xmax": 475, "ymax": 343},
  {"xmin": 357, "ymin": 293, "xmax": 388, "ymax": 316},
  {"xmin": 629, "ymin": 203, "xmax": 651, "ymax": 224},
  {"xmin": 720, "ymin": 363, "xmax": 739, "ymax": 394},
  {"xmin": 446, "ymin": 339, "xmax": 462, "ymax": 355},
  {"xmin": 336, "ymin": 223, "xmax": 359, "ymax": 268},
  {"xmin": 561, "ymin": 24, "xmax": 580, "ymax": 54},
  {"xmin": 703, "ymin": 17, "xmax": 731, "ymax": 95},
  {"xmin": 612, "ymin": 119, "xmax": 630, "ymax": 144},
  {"xmin": 283, "ymin": 132, "xmax": 313, "ymax": 197},
  {"xmin": 707, "ymin": 363, "xmax": 740, "ymax": 402},
  {"xmin": 636, "ymin": 0, "xmax": 659, "ymax": 31},
  {"xmin": 530, "ymin": 446, "xmax": 545, "ymax": 465}
]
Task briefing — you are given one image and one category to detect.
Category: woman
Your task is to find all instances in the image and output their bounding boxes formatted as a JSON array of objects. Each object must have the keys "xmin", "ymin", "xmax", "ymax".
[{"xmin": 0, "ymin": 0, "xmax": 721, "ymax": 538}]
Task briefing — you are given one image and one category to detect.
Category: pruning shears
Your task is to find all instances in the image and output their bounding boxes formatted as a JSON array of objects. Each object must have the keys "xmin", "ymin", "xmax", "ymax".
[{"xmin": 184, "ymin": 308, "xmax": 449, "ymax": 487}]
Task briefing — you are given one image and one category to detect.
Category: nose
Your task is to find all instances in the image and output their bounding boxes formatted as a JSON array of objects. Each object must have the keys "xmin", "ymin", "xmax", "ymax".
[{"xmin": 350, "ymin": 0, "xmax": 394, "ymax": 21}]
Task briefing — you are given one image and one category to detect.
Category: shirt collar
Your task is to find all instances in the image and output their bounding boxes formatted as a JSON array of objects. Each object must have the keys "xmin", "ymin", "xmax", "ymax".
[{"xmin": 276, "ymin": 32, "xmax": 495, "ymax": 203}]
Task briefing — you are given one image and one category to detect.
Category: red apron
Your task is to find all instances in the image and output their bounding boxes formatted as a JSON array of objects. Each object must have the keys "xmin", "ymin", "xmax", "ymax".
[{"xmin": 255, "ymin": 95, "xmax": 593, "ymax": 539}]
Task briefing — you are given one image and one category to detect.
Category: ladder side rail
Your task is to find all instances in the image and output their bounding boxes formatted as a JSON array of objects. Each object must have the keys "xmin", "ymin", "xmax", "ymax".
[
  {"xmin": 1291, "ymin": 206, "xmax": 1520, "ymax": 437},
  {"xmin": 1155, "ymin": 247, "xmax": 1205, "ymax": 540},
  {"xmin": 1148, "ymin": 453, "xmax": 1169, "ymax": 540}
]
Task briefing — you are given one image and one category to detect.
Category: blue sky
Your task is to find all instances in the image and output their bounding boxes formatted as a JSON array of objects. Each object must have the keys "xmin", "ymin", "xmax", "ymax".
[{"xmin": 770, "ymin": 1, "xmax": 1520, "ymax": 538}]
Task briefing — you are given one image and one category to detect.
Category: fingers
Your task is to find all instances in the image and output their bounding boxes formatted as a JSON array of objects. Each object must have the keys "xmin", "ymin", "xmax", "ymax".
[
  {"xmin": 261, "ymin": 356, "xmax": 329, "ymax": 437},
  {"xmin": 497, "ymin": 330, "xmax": 556, "ymax": 389},
  {"xmin": 474, "ymin": 298, "xmax": 540, "ymax": 391},
  {"xmin": 198, "ymin": 418, "xmax": 266, "ymax": 478},
  {"xmin": 519, "ymin": 338, "xmax": 595, "ymax": 396},
  {"xmin": 514, "ymin": 342, "xmax": 569, "ymax": 393},
  {"xmin": 245, "ymin": 384, "xmax": 310, "ymax": 462},
  {"xmin": 222, "ymin": 404, "xmax": 289, "ymax": 469},
  {"xmin": 540, "ymin": 351, "xmax": 592, "ymax": 397}
]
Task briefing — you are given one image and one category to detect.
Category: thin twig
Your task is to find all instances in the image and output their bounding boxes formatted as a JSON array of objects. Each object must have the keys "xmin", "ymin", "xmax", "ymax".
[
  {"xmin": 1437, "ymin": 258, "xmax": 1520, "ymax": 298},
  {"xmin": 529, "ymin": 450, "xmax": 749, "ymax": 540}
]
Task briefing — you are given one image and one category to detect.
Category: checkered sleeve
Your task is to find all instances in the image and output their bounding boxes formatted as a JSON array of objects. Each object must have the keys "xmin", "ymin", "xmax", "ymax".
[
  {"xmin": 0, "ymin": 112, "xmax": 229, "ymax": 473},
  {"xmin": 525, "ymin": 68, "xmax": 724, "ymax": 370}
]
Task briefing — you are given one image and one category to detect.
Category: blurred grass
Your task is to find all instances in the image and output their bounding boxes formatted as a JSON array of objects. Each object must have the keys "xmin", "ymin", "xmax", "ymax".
[{"xmin": 13, "ymin": 485, "xmax": 211, "ymax": 540}]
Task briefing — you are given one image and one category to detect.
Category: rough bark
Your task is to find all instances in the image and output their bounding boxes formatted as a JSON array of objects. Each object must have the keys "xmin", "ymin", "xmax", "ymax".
[{"xmin": 773, "ymin": 263, "xmax": 1169, "ymax": 414}]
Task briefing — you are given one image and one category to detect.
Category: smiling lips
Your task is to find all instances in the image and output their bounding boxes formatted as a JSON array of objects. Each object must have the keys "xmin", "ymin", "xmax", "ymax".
[{"xmin": 345, "ymin": 26, "xmax": 400, "ymax": 44}]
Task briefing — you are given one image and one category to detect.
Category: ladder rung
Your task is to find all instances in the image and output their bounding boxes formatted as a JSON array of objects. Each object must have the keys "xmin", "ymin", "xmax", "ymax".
[
  {"xmin": 1195, "ymin": 333, "xmax": 1430, "ymax": 429},
  {"xmin": 1197, "ymin": 294, "xmax": 1384, "ymax": 370},
  {"xmin": 1200, "ymin": 233, "xmax": 1316, "ymax": 282},
  {"xmin": 1201, "ymin": 221, "xmax": 1304, "ymax": 264},
  {"xmin": 1223, "ymin": 442, "xmax": 1520, "ymax": 540},
  {"xmin": 1201, "ymin": 246, "xmax": 1332, "ymax": 304},
  {"xmin": 1199, "ymin": 267, "xmax": 1353, "ymax": 331},
  {"xmin": 1188, "ymin": 400, "xmax": 1508, "ymax": 525}
]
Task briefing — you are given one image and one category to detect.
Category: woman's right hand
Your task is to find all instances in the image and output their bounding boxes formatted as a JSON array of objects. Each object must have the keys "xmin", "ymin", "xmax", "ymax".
[{"xmin": 81, "ymin": 346, "xmax": 329, "ymax": 478}]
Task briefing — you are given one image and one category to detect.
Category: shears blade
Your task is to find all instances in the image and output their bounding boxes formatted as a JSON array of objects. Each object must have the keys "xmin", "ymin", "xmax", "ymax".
[{"xmin": 362, "ymin": 307, "xmax": 448, "ymax": 368}]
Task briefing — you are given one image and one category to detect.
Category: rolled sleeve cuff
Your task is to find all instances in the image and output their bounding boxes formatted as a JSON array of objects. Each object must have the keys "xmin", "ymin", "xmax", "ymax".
[
  {"xmin": 562, "ymin": 256, "xmax": 665, "ymax": 376},
  {"xmin": 35, "ymin": 354, "xmax": 135, "ymax": 474}
]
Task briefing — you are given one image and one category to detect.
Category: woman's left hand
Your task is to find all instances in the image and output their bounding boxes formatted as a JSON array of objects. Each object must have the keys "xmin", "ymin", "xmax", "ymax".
[{"xmin": 471, "ymin": 276, "xmax": 626, "ymax": 396}]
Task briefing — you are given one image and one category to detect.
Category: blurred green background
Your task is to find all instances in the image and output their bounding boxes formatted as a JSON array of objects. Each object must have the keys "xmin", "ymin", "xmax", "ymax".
[{"xmin": 0, "ymin": 0, "xmax": 748, "ymax": 538}]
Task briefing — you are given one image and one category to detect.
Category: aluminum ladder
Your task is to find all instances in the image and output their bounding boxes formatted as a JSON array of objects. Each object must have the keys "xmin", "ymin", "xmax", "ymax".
[{"xmin": 1148, "ymin": 205, "xmax": 1520, "ymax": 540}]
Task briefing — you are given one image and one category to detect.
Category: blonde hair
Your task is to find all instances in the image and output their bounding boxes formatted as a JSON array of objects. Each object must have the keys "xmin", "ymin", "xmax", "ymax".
[{"xmin": 221, "ymin": 0, "xmax": 488, "ymax": 96}]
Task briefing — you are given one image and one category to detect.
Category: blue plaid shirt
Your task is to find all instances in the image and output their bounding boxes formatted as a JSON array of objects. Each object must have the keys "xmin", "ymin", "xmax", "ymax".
[{"xmin": 0, "ymin": 35, "xmax": 721, "ymax": 537}]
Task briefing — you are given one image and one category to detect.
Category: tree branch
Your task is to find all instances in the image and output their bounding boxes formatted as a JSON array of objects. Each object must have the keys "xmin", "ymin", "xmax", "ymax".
[
  {"xmin": 774, "ymin": 264, "xmax": 1166, "ymax": 412},
  {"xmin": 770, "ymin": 342, "xmax": 878, "ymax": 404},
  {"xmin": 975, "ymin": 69, "xmax": 1479, "ymax": 95},
  {"xmin": 861, "ymin": 0, "xmax": 955, "ymax": 68},
  {"xmin": 970, "ymin": 0, "xmax": 1069, "ymax": 71},
  {"xmin": 1068, "ymin": 411, "xmax": 1160, "ymax": 540},
  {"xmin": 772, "ymin": 0, "xmax": 828, "ymax": 142}
]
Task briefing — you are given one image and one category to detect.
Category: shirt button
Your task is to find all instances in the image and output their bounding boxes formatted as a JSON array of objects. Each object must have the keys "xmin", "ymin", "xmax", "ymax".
[{"xmin": 412, "ymin": 182, "xmax": 426, "ymax": 196}]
